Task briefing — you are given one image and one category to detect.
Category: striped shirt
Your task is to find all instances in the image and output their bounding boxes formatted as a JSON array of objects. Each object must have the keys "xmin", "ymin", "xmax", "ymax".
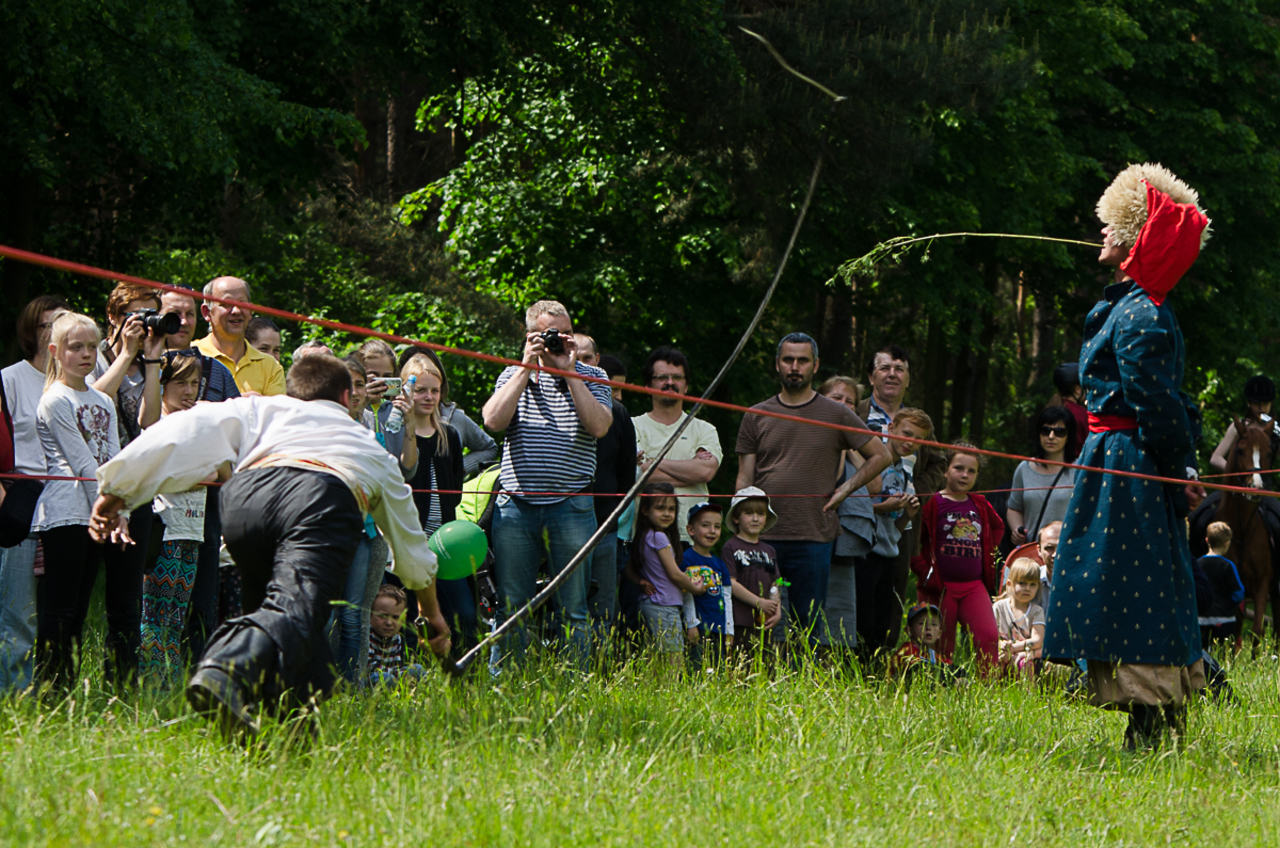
[{"xmin": 495, "ymin": 362, "xmax": 612, "ymax": 504}]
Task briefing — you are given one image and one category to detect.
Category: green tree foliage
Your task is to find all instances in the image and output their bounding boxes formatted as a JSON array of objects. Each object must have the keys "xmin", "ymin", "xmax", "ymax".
[{"xmin": 5, "ymin": 0, "xmax": 1280, "ymax": 479}]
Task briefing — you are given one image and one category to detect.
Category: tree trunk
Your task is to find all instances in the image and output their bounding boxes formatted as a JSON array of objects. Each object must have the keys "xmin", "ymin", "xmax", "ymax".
[
  {"xmin": 967, "ymin": 259, "xmax": 1002, "ymax": 447},
  {"xmin": 922, "ymin": 316, "xmax": 947, "ymax": 435},
  {"xmin": 219, "ymin": 180, "xmax": 241, "ymax": 252},
  {"xmin": 947, "ymin": 327, "xmax": 973, "ymax": 441},
  {"xmin": 1027, "ymin": 295, "xmax": 1054, "ymax": 389},
  {"xmin": 1, "ymin": 172, "xmax": 39, "ymax": 362}
]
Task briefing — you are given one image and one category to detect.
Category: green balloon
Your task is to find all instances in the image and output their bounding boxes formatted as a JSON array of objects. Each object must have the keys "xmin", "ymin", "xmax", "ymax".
[{"xmin": 428, "ymin": 520, "xmax": 488, "ymax": 580}]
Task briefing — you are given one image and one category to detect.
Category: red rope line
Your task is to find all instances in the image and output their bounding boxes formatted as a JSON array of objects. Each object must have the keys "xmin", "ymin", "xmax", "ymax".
[
  {"xmin": 0, "ymin": 472, "xmax": 1071, "ymax": 498},
  {"xmin": 1, "ymin": 243, "xmax": 1272, "ymax": 499}
]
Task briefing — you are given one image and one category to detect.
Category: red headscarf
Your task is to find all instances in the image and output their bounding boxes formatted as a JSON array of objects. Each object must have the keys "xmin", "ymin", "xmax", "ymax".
[{"xmin": 1120, "ymin": 181, "xmax": 1209, "ymax": 306}]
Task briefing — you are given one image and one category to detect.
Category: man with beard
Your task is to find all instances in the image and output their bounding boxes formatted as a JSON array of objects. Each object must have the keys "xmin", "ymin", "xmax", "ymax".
[{"xmin": 736, "ymin": 332, "xmax": 891, "ymax": 647}]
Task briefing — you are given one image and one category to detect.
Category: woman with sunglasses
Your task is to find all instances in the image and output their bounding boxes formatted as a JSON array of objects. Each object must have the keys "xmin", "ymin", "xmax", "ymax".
[{"xmin": 1006, "ymin": 407, "xmax": 1078, "ymax": 546}]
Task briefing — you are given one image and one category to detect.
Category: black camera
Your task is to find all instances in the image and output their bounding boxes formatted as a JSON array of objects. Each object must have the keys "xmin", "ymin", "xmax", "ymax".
[
  {"xmin": 125, "ymin": 308, "xmax": 182, "ymax": 336},
  {"xmin": 540, "ymin": 327, "xmax": 565, "ymax": 355}
]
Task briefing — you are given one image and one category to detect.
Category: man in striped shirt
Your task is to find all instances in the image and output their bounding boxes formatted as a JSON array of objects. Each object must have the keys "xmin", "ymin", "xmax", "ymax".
[{"xmin": 482, "ymin": 301, "xmax": 613, "ymax": 667}]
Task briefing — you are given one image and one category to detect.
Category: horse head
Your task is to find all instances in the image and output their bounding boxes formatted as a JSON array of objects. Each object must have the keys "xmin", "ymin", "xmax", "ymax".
[{"xmin": 1230, "ymin": 417, "xmax": 1273, "ymax": 498}]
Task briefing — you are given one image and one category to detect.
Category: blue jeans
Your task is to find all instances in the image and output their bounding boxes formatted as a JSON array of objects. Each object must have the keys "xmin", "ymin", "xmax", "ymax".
[
  {"xmin": 436, "ymin": 577, "xmax": 479, "ymax": 653},
  {"xmin": 771, "ymin": 539, "xmax": 835, "ymax": 646},
  {"xmin": 327, "ymin": 535, "xmax": 371, "ymax": 684},
  {"xmin": 489, "ymin": 493, "xmax": 596, "ymax": 670},
  {"xmin": 588, "ymin": 536, "xmax": 618, "ymax": 640},
  {"xmin": 0, "ymin": 537, "xmax": 38, "ymax": 693}
]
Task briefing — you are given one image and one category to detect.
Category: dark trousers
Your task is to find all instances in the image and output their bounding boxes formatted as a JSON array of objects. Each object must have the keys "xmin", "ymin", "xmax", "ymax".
[
  {"xmin": 184, "ymin": 486, "xmax": 221, "ymax": 662},
  {"xmin": 856, "ymin": 552, "xmax": 901, "ymax": 663},
  {"xmin": 200, "ymin": 468, "xmax": 362, "ymax": 708},
  {"xmin": 35, "ymin": 525, "xmax": 105, "ymax": 688},
  {"xmin": 99, "ymin": 505, "xmax": 152, "ymax": 686},
  {"xmin": 772, "ymin": 539, "xmax": 835, "ymax": 646}
]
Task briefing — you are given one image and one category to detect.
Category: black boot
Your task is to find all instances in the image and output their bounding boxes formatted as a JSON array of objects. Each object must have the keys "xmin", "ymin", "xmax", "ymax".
[
  {"xmin": 1124, "ymin": 703, "xmax": 1167, "ymax": 751},
  {"xmin": 187, "ymin": 665, "xmax": 260, "ymax": 741}
]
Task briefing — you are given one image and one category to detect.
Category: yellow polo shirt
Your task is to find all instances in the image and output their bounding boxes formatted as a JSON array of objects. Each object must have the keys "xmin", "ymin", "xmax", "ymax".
[{"xmin": 194, "ymin": 334, "xmax": 286, "ymax": 396}]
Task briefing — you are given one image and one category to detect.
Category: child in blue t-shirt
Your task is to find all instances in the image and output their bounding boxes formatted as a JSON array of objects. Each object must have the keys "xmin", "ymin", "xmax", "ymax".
[{"xmin": 681, "ymin": 501, "xmax": 734, "ymax": 664}]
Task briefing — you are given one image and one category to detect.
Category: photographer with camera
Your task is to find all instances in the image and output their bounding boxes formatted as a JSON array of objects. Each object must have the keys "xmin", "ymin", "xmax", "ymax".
[
  {"xmin": 482, "ymin": 300, "xmax": 613, "ymax": 668},
  {"xmin": 92, "ymin": 283, "xmax": 175, "ymax": 445}
]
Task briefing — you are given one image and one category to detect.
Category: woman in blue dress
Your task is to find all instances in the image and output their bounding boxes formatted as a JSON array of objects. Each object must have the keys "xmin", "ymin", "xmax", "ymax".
[{"xmin": 1043, "ymin": 163, "xmax": 1211, "ymax": 750}]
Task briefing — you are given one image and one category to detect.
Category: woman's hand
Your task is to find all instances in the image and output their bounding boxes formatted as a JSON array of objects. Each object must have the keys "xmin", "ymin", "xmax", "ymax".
[
  {"xmin": 392, "ymin": 392, "xmax": 416, "ymax": 429},
  {"xmin": 119, "ymin": 314, "xmax": 145, "ymax": 356},
  {"xmin": 689, "ymin": 576, "xmax": 707, "ymax": 596},
  {"xmin": 141, "ymin": 325, "xmax": 167, "ymax": 361},
  {"xmin": 761, "ymin": 597, "xmax": 780, "ymax": 618},
  {"xmin": 686, "ymin": 627, "xmax": 700, "ymax": 645},
  {"xmin": 639, "ymin": 579, "xmax": 657, "ymax": 597},
  {"xmin": 366, "ymin": 376, "xmax": 389, "ymax": 404},
  {"xmin": 763, "ymin": 605, "xmax": 783, "ymax": 629}
]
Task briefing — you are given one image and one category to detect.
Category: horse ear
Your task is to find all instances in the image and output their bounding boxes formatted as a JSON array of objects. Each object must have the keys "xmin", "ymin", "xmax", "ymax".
[{"xmin": 1235, "ymin": 416, "xmax": 1247, "ymax": 436}]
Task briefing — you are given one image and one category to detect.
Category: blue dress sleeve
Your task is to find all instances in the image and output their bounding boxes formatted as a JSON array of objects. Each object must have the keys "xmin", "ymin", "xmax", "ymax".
[{"xmin": 1112, "ymin": 299, "xmax": 1193, "ymax": 479}]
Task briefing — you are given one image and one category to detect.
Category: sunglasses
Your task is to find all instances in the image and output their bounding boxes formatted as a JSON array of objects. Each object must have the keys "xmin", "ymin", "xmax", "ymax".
[{"xmin": 1040, "ymin": 425, "xmax": 1068, "ymax": 437}]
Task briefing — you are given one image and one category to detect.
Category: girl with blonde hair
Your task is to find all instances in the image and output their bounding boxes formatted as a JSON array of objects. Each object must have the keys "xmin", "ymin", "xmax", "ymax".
[
  {"xmin": 33, "ymin": 312, "xmax": 128, "ymax": 689},
  {"xmin": 993, "ymin": 557, "xmax": 1046, "ymax": 680}
]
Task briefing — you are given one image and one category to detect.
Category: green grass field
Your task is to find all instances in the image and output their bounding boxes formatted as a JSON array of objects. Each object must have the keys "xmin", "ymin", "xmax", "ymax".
[{"xmin": 2, "ymin": 648, "xmax": 1278, "ymax": 847}]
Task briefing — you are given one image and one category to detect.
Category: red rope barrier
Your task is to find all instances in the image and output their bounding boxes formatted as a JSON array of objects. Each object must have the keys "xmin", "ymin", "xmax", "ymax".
[{"xmin": 1, "ymin": 243, "xmax": 1272, "ymax": 499}]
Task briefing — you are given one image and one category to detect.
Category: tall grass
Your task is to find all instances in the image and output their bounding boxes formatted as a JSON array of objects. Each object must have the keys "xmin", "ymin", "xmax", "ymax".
[{"xmin": 2, "ymin": 642, "xmax": 1278, "ymax": 847}]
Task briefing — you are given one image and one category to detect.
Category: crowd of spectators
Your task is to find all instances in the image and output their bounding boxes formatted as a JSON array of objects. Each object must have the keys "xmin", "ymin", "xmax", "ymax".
[{"xmin": 0, "ymin": 282, "xmax": 1256, "ymax": 697}]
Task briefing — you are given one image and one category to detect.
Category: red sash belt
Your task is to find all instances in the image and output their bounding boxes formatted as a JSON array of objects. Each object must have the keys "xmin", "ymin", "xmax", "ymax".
[{"xmin": 1088, "ymin": 413, "xmax": 1138, "ymax": 433}]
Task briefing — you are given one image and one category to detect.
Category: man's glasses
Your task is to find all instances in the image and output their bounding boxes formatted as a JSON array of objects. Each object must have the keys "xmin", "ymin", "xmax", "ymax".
[{"xmin": 1040, "ymin": 425, "xmax": 1068, "ymax": 437}]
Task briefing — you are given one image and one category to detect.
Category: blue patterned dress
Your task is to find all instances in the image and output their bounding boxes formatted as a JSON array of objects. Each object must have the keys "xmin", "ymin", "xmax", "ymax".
[{"xmin": 1042, "ymin": 280, "xmax": 1201, "ymax": 667}]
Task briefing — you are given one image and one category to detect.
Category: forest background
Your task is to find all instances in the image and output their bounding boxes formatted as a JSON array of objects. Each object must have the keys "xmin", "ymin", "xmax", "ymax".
[{"xmin": 5, "ymin": 0, "xmax": 1280, "ymax": 490}]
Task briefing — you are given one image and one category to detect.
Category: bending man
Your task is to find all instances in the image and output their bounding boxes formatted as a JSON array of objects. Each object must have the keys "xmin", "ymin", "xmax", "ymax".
[{"xmin": 89, "ymin": 356, "xmax": 449, "ymax": 735}]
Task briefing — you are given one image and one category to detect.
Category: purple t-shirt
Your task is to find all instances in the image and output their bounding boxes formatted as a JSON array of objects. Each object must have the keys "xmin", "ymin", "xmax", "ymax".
[
  {"xmin": 934, "ymin": 497, "xmax": 984, "ymax": 583},
  {"xmin": 638, "ymin": 529, "xmax": 683, "ymax": 606}
]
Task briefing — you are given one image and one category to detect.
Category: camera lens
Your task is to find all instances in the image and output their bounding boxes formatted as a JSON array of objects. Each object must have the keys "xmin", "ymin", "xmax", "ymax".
[{"xmin": 153, "ymin": 311, "xmax": 182, "ymax": 336}]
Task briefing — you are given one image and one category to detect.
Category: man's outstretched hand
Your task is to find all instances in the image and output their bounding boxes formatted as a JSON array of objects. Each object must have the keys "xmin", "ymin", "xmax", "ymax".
[{"xmin": 89, "ymin": 494, "xmax": 129, "ymax": 546}]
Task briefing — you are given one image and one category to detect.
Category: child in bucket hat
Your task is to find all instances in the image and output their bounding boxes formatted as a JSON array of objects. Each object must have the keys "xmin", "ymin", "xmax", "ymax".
[{"xmin": 721, "ymin": 487, "xmax": 782, "ymax": 661}]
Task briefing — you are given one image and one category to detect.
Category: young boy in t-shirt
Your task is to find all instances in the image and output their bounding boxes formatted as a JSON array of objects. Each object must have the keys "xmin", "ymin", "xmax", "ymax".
[
  {"xmin": 1197, "ymin": 521, "xmax": 1246, "ymax": 647},
  {"xmin": 681, "ymin": 501, "xmax": 734, "ymax": 664},
  {"xmin": 721, "ymin": 487, "xmax": 781, "ymax": 660},
  {"xmin": 889, "ymin": 603, "xmax": 963, "ymax": 687}
]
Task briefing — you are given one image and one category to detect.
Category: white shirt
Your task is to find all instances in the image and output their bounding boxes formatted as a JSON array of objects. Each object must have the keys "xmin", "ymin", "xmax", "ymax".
[
  {"xmin": 96, "ymin": 395, "xmax": 438, "ymax": 589},
  {"xmin": 632, "ymin": 412, "xmax": 723, "ymax": 541},
  {"xmin": 2, "ymin": 360, "xmax": 49, "ymax": 477},
  {"xmin": 154, "ymin": 489, "xmax": 207, "ymax": 542},
  {"xmin": 34, "ymin": 382, "xmax": 119, "ymax": 531}
]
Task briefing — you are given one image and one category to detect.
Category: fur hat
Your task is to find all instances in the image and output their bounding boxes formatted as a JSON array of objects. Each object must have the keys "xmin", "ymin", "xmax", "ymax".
[{"xmin": 1096, "ymin": 163, "xmax": 1212, "ymax": 249}]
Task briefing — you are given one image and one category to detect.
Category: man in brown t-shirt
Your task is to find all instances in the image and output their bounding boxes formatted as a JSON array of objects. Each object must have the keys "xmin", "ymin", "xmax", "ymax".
[{"xmin": 735, "ymin": 332, "xmax": 891, "ymax": 646}]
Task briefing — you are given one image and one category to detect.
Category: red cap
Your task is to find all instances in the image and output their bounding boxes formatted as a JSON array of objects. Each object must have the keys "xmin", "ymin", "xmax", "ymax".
[{"xmin": 1120, "ymin": 181, "xmax": 1209, "ymax": 306}]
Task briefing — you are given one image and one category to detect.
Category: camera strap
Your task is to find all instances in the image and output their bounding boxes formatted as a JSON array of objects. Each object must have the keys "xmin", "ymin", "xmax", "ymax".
[{"xmin": 197, "ymin": 353, "xmax": 213, "ymax": 401}]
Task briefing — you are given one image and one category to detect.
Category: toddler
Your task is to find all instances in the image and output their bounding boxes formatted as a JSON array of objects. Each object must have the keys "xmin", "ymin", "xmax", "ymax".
[
  {"xmin": 368, "ymin": 584, "xmax": 426, "ymax": 685},
  {"xmin": 889, "ymin": 603, "xmax": 951, "ymax": 680},
  {"xmin": 993, "ymin": 557, "xmax": 1046, "ymax": 680}
]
